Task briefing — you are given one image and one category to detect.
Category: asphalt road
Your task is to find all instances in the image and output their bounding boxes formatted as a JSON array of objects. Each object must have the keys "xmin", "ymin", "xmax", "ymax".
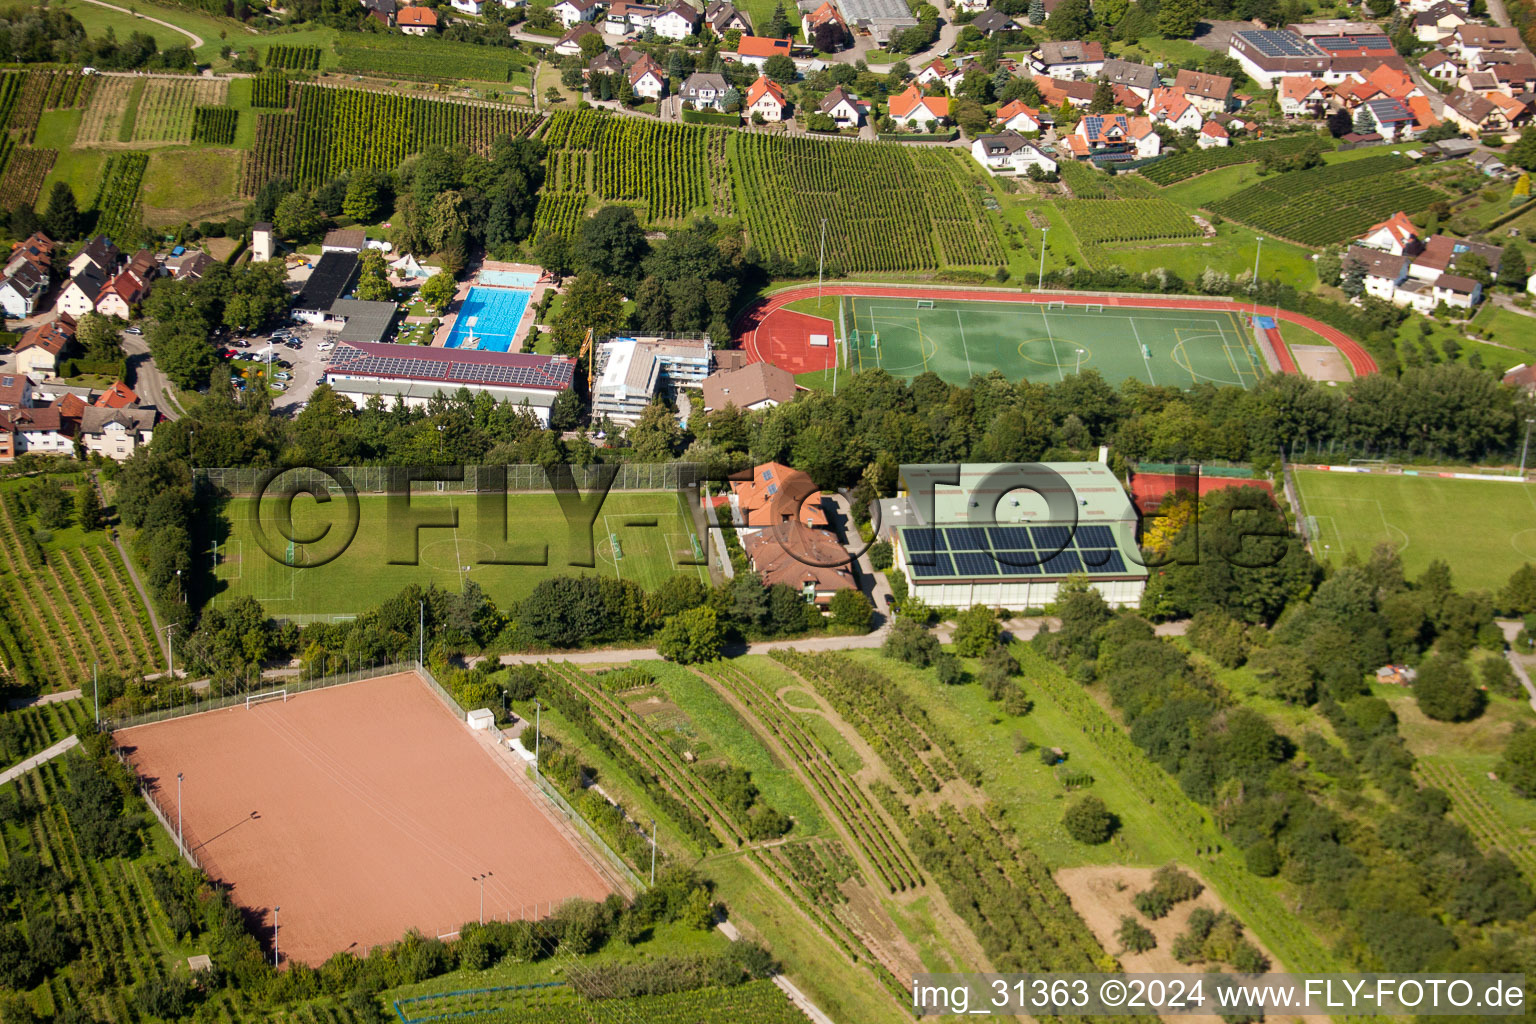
[{"xmin": 122, "ymin": 331, "xmax": 186, "ymax": 420}]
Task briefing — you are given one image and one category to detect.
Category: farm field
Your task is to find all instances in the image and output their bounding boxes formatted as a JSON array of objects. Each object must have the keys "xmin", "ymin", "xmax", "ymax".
[
  {"xmin": 90, "ymin": 152, "xmax": 149, "ymax": 239},
  {"xmin": 120, "ymin": 671, "xmax": 614, "ymax": 965},
  {"xmin": 1208, "ymin": 154, "xmax": 1444, "ymax": 246},
  {"xmin": 126, "ymin": 77, "xmax": 227, "ymax": 145},
  {"xmin": 1292, "ymin": 468, "xmax": 1536, "ymax": 592},
  {"xmin": 1138, "ymin": 134, "xmax": 1327, "ymax": 185},
  {"xmin": 334, "ymin": 34, "xmax": 530, "ymax": 85},
  {"xmin": 0, "ymin": 478, "xmax": 160, "ymax": 695},
  {"xmin": 142, "ymin": 148, "xmax": 242, "ymax": 226},
  {"xmin": 211, "ymin": 489, "xmax": 707, "ymax": 618}
]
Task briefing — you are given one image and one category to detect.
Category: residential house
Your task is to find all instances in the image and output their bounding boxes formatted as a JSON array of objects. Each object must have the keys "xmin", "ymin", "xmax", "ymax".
[
  {"xmin": 1099, "ymin": 58, "xmax": 1160, "ymax": 102},
  {"xmin": 916, "ymin": 58, "xmax": 963, "ymax": 93},
  {"xmin": 1442, "ymin": 88, "xmax": 1506, "ymax": 132},
  {"xmin": 1032, "ymin": 39, "xmax": 1105, "ymax": 79},
  {"xmin": 1411, "ymin": 233, "xmax": 1503, "ymax": 283},
  {"xmin": 1421, "ymin": 49, "xmax": 1460, "ymax": 81},
  {"xmin": 1197, "ymin": 120, "xmax": 1230, "ymax": 147},
  {"xmin": 679, "ymin": 71, "xmax": 730, "ymax": 110},
  {"xmin": 704, "ymin": 0, "xmax": 751, "ymax": 34},
  {"xmin": 68, "ymin": 236, "xmax": 118, "ymax": 281},
  {"xmin": 14, "ymin": 318, "xmax": 73, "ymax": 378},
  {"xmin": 1066, "ymin": 113, "xmax": 1160, "ymax": 159},
  {"xmin": 736, "ymin": 35, "xmax": 791, "ymax": 69},
  {"xmin": 729, "ymin": 461, "xmax": 831, "ymax": 531},
  {"xmin": 1449, "ymin": 25, "xmax": 1526, "ymax": 67},
  {"xmin": 801, "ymin": 1, "xmax": 847, "ymax": 47},
  {"xmin": 1488, "ymin": 91, "xmax": 1531, "ymax": 128},
  {"xmin": 361, "ymin": 0, "xmax": 396, "ymax": 26},
  {"xmin": 886, "ymin": 83, "xmax": 950, "ymax": 129},
  {"xmin": 818, "ymin": 85, "xmax": 867, "ymax": 127},
  {"xmin": 1279, "ymin": 76, "xmax": 1331, "ymax": 117},
  {"xmin": 700, "ymin": 361, "xmax": 796, "ymax": 412},
  {"xmin": 746, "ymin": 75, "xmax": 788, "ymax": 120},
  {"xmin": 1148, "ymin": 87, "xmax": 1203, "ymax": 132},
  {"xmin": 322, "ymin": 229, "xmax": 367, "ymax": 254},
  {"xmin": 1360, "ymin": 97, "xmax": 1417, "ymax": 139},
  {"xmin": 603, "ymin": 1, "xmax": 655, "ymax": 31},
  {"xmin": 1357, "ymin": 211, "xmax": 1421, "ymax": 255},
  {"xmin": 741, "ymin": 521, "xmax": 858, "ymax": 607},
  {"xmin": 95, "ymin": 381, "xmax": 139, "ymax": 409},
  {"xmin": 0, "ymin": 406, "xmax": 74, "ymax": 458},
  {"xmin": 970, "ymin": 130, "xmax": 1058, "ymax": 175},
  {"xmin": 94, "ymin": 269, "xmax": 150, "ymax": 319},
  {"xmin": 554, "ymin": 22, "xmax": 602, "ymax": 55},
  {"xmin": 5, "ymin": 232, "xmax": 55, "ymax": 279},
  {"xmin": 449, "ymin": 0, "xmax": 483, "ymax": 13},
  {"xmin": 1414, "ymin": 1, "xmax": 1467, "ymax": 43},
  {"xmin": 0, "ymin": 373, "xmax": 30, "ymax": 412},
  {"xmin": 969, "ymin": 9, "xmax": 1019, "ymax": 35},
  {"xmin": 57, "ymin": 268, "xmax": 107, "ymax": 321},
  {"xmin": 628, "ymin": 55, "xmax": 667, "ymax": 98},
  {"xmin": 1173, "ymin": 68, "xmax": 1234, "ymax": 113},
  {"xmin": 653, "ymin": 0, "xmax": 700, "ymax": 39},
  {"xmin": 0, "ymin": 262, "xmax": 47, "ymax": 320},
  {"xmin": 79, "ymin": 406, "xmax": 156, "ymax": 461},
  {"xmin": 587, "ymin": 48, "xmax": 628, "ymax": 76},
  {"xmin": 1034, "ymin": 75, "xmax": 1096, "ymax": 109},
  {"xmin": 397, "ymin": 5, "xmax": 437, "ymax": 31},
  {"xmin": 1345, "ymin": 245, "xmax": 1410, "ymax": 301},
  {"xmin": 164, "ymin": 249, "xmax": 213, "ymax": 280},
  {"xmin": 1490, "ymin": 62, "xmax": 1536, "ymax": 95},
  {"xmin": 550, "ymin": 0, "xmax": 602, "ymax": 26},
  {"xmin": 994, "ymin": 97, "xmax": 1042, "ymax": 132}
]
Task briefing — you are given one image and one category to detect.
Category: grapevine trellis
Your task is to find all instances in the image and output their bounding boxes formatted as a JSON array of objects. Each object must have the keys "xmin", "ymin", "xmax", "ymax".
[
  {"xmin": 1208, "ymin": 154, "xmax": 1443, "ymax": 246},
  {"xmin": 264, "ymin": 44, "xmax": 322, "ymax": 70},
  {"xmin": 335, "ymin": 35, "xmax": 528, "ymax": 84},
  {"xmin": 1139, "ymin": 135, "xmax": 1325, "ymax": 185},
  {"xmin": 90, "ymin": 153, "xmax": 149, "ymax": 241},
  {"xmin": 1062, "ymin": 198, "xmax": 1203, "ymax": 244},
  {"xmin": 243, "ymin": 84, "xmax": 536, "ymax": 194},
  {"xmin": 0, "ymin": 147, "xmax": 56, "ymax": 209},
  {"xmin": 125, "ymin": 78, "xmax": 228, "ymax": 145},
  {"xmin": 250, "ymin": 70, "xmax": 291, "ymax": 109},
  {"xmin": 191, "ymin": 105, "xmax": 237, "ymax": 145}
]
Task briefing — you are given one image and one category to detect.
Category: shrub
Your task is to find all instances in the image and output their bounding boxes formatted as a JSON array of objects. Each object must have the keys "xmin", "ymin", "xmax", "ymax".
[
  {"xmin": 952, "ymin": 605, "xmax": 1000, "ymax": 657},
  {"xmin": 1062, "ymin": 794, "xmax": 1115, "ymax": 844},
  {"xmin": 1244, "ymin": 839, "xmax": 1280, "ymax": 877},
  {"xmin": 868, "ymin": 540, "xmax": 893, "ymax": 570},
  {"xmin": 883, "ymin": 615, "xmax": 940, "ymax": 666},
  {"xmin": 1414, "ymin": 653, "xmax": 1485, "ymax": 722},
  {"xmin": 934, "ymin": 651, "xmax": 964, "ymax": 685},
  {"xmin": 1116, "ymin": 915, "xmax": 1156, "ymax": 954}
]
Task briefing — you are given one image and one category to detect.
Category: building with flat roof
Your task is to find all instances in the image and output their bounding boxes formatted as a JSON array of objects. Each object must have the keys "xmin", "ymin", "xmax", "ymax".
[
  {"xmin": 322, "ymin": 342, "xmax": 574, "ymax": 421},
  {"xmin": 1228, "ymin": 29, "xmax": 1329, "ymax": 86},
  {"xmin": 884, "ymin": 461, "xmax": 1147, "ymax": 609},
  {"xmin": 325, "ymin": 299, "xmax": 399, "ymax": 344},
  {"xmin": 832, "ymin": 0, "xmax": 915, "ymax": 43},
  {"xmin": 294, "ymin": 253, "xmax": 361, "ymax": 322},
  {"xmin": 592, "ymin": 337, "xmax": 711, "ymax": 426}
]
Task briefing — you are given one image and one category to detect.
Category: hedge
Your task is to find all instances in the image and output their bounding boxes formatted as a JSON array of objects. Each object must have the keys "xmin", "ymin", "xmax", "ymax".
[
  {"xmin": 59, "ymin": 357, "xmax": 128, "ymax": 380},
  {"xmin": 681, "ymin": 108, "xmax": 740, "ymax": 127},
  {"xmin": 877, "ymin": 130, "xmax": 959, "ymax": 142}
]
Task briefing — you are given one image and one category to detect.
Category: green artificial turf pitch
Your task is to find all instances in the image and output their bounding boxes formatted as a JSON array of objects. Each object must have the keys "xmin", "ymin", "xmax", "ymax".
[
  {"xmin": 843, "ymin": 297, "xmax": 1264, "ymax": 388},
  {"xmin": 1292, "ymin": 469, "xmax": 1536, "ymax": 593},
  {"xmin": 210, "ymin": 490, "xmax": 707, "ymax": 619}
]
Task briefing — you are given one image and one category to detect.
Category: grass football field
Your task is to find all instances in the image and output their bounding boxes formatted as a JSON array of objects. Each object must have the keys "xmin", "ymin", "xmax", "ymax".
[
  {"xmin": 211, "ymin": 490, "xmax": 708, "ymax": 619},
  {"xmin": 1292, "ymin": 469, "xmax": 1536, "ymax": 592},
  {"xmin": 844, "ymin": 297, "xmax": 1263, "ymax": 388}
]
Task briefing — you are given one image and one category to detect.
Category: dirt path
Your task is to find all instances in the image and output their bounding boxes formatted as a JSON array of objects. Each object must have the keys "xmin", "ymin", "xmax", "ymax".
[{"xmin": 77, "ymin": 0, "xmax": 204, "ymax": 49}]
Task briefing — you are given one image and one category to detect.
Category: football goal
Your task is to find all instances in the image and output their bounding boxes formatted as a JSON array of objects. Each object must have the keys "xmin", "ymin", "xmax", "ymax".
[
  {"xmin": 1046, "ymin": 300, "xmax": 1066, "ymax": 310},
  {"xmin": 915, "ymin": 299, "xmax": 935, "ymax": 309},
  {"xmin": 246, "ymin": 689, "xmax": 287, "ymax": 710},
  {"xmin": 1085, "ymin": 303, "xmax": 1104, "ymax": 312}
]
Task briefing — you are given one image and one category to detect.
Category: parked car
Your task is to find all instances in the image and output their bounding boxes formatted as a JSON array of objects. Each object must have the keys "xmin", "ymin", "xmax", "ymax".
[
  {"xmin": 124, "ymin": 326, "xmax": 142, "ymax": 335},
  {"xmin": 230, "ymin": 339, "xmax": 250, "ymax": 349},
  {"xmin": 271, "ymin": 382, "xmax": 288, "ymax": 391},
  {"xmin": 317, "ymin": 341, "xmax": 335, "ymax": 352},
  {"xmin": 274, "ymin": 371, "xmax": 292, "ymax": 381}
]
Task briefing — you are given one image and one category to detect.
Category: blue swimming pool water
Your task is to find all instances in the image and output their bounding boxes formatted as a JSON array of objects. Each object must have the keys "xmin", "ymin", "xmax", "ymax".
[
  {"xmin": 478, "ymin": 270, "xmax": 540, "ymax": 289},
  {"xmin": 443, "ymin": 287, "xmax": 533, "ymax": 352}
]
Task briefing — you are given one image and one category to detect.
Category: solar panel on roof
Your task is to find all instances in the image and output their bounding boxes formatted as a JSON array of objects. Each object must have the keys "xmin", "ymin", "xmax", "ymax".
[
  {"xmin": 1041, "ymin": 551, "xmax": 1082, "ymax": 575},
  {"xmin": 988, "ymin": 526, "xmax": 1032, "ymax": 549},
  {"xmin": 992, "ymin": 548, "xmax": 1042, "ymax": 567},
  {"xmin": 1076, "ymin": 525, "xmax": 1115, "ymax": 547},
  {"xmin": 1098, "ymin": 551, "xmax": 1128, "ymax": 573},
  {"xmin": 910, "ymin": 554, "xmax": 954, "ymax": 578},
  {"xmin": 953, "ymin": 551, "xmax": 998, "ymax": 576},
  {"xmin": 1031, "ymin": 525, "xmax": 1072, "ymax": 550},
  {"xmin": 945, "ymin": 527, "xmax": 988, "ymax": 551},
  {"xmin": 1079, "ymin": 548, "xmax": 1115, "ymax": 568},
  {"xmin": 905, "ymin": 528, "xmax": 941, "ymax": 552}
]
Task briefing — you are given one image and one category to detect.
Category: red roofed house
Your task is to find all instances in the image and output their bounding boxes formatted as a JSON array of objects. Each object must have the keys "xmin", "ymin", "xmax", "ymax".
[
  {"xmin": 995, "ymin": 98, "xmax": 1043, "ymax": 132},
  {"xmin": 916, "ymin": 58, "xmax": 963, "ymax": 93},
  {"xmin": 730, "ymin": 461, "xmax": 831, "ymax": 531},
  {"xmin": 1279, "ymin": 76, "xmax": 1330, "ymax": 117},
  {"xmin": 887, "ymin": 83, "xmax": 950, "ymax": 129},
  {"xmin": 95, "ymin": 381, "xmax": 139, "ymax": 409},
  {"xmin": 95, "ymin": 269, "xmax": 151, "ymax": 319},
  {"xmin": 745, "ymin": 75, "xmax": 788, "ymax": 121},
  {"xmin": 397, "ymin": 6, "xmax": 437, "ymax": 33},
  {"xmin": 1148, "ymin": 86, "xmax": 1203, "ymax": 131},
  {"xmin": 741, "ymin": 521, "xmax": 858, "ymax": 607},
  {"xmin": 628, "ymin": 55, "xmax": 667, "ymax": 100},
  {"xmin": 6, "ymin": 232, "xmax": 55, "ymax": 277},
  {"xmin": 737, "ymin": 35, "xmax": 791, "ymax": 69},
  {"xmin": 1197, "ymin": 120, "xmax": 1230, "ymax": 148},
  {"xmin": 1071, "ymin": 113, "xmax": 1160, "ymax": 159},
  {"xmin": 1172, "ymin": 69, "xmax": 1234, "ymax": 114},
  {"xmin": 1357, "ymin": 211, "xmax": 1421, "ymax": 256},
  {"xmin": 1033, "ymin": 75, "xmax": 1096, "ymax": 109},
  {"xmin": 15, "ymin": 317, "xmax": 74, "ymax": 378},
  {"xmin": 801, "ymin": 1, "xmax": 847, "ymax": 49}
]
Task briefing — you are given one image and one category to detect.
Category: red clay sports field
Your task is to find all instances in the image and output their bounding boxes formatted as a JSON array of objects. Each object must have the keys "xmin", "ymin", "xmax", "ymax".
[
  {"xmin": 119, "ymin": 673, "xmax": 614, "ymax": 965},
  {"xmin": 734, "ymin": 285, "xmax": 1377, "ymax": 386}
]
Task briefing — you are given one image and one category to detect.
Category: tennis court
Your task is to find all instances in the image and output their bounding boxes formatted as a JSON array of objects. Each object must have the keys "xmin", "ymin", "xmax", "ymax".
[{"xmin": 843, "ymin": 296, "xmax": 1263, "ymax": 388}]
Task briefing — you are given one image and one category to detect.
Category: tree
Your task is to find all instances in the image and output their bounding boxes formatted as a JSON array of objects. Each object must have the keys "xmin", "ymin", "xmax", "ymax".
[
  {"xmin": 1414, "ymin": 653, "xmax": 1485, "ymax": 722},
  {"xmin": 829, "ymin": 588, "xmax": 873, "ymax": 631},
  {"xmin": 884, "ymin": 615, "xmax": 940, "ymax": 666},
  {"xmin": 1340, "ymin": 253, "xmax": 1367, "ymax": 297},
  {"xmin": 1501, "ymin": 564, "xmax": 1536, "ymax": 616},
  {"xmin": 1502, "ymin": 244, "xmax": 1526, "ymax": 291},
  {"xmin": 1063, "ymin": 794, "xmax": 1115, "ymax": 844},
  {"xmin": 952, "ymin": 605, "xmax": 1000, "ymax": 656},
  {"xmin": 274, "ymin": 191, "xmax": 324, "ymax": 240},
  {"xmin": 657, "ymin": 606, "xmax": 723, "ymax": 663},
  {"xmin": 576, "ymin": 205, "xmax": 647, "ymax": 285},
  {"xmin": 354, "ymin": 249, "xmax": 392, "ymax": 302},
  {"xmin": 1089, "ymin": 79, "xmax": 1115, "ymax": 114},
  {"xmin": 75, "ymin": 484, "xmax": 104, "ymax": 532},
  {"xmin": 1326, "ymin": 108, "xmax": 1352, "ymax": 138},
  {"xmin": 31, "ymin": 480, "xmax": 71, "ymax": 530},
  {"xmin": 551, "ymin": 272, "xmax": 624, "ymax": 356},
  {"xmin": 1046, "ymin": 0, "xmax": 1093, "ymax": 39},
  {"xmin": 76, "ymin": 313, "xmax": 125, "ymax": 362},
  {"xmin": 1512, "ymin": 127, "xmax": 1536, "ymax": 172},
  {"xmin": 41, "ymin": 183, "xmax": 80, "ymax": 242},
  {"xmin": 764, "ymin": 53, "xmax": 797, "ymax": 85},
  {"xmin": 1156, "ymin": 0, "xmax": 1200, "ymax": 37},
  {"xmin": 342, "ymin": 172, "xmax": 383, "ymax": 224},
  {"xmin": 534, "ymin": 233, "xmax": 574, "ymax": 279},
  {"xmin": 1117, "ymin": 916, "xmax": 1156, "ymax": 953},
  {"xmin": 627, "ymin": 400, "xmax": 683, "ymax": 460},
  {"xmin": 1455, "ymin": 251, "xmax": 1493, "ymax": 287},
  {"xmin": 1028, "ymin": 0, "xmax": 1046, "ymax": 23},
  {"xmin": 419, "ymin": 270, "xmax": 457, "ymax": 313},
  {"xmin": 1499, "ymin": 727, "xmax": 1536, "ymax": 798},
  {"xmin": 1353, "ymin": 104, "xmax": 1374, "ymax": 134},
  {"xmin": 767, "ymin": 0, "xmax": 791, "ymax": 38},
  {"xmin": 953, "ymin": 98, "xmax": 989, "ymax": 138},
  {"xmin": 148, "ymin": 321, "xmax": 218, "ymax": 390},
  {"xmin": 934, "ymin": 651, "xmax": 964, "ymax": 684}
]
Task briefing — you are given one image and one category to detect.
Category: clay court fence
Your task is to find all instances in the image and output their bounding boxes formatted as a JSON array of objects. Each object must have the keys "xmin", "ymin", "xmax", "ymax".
[
  {"xmin": 103, "ymin": 659, "xmax": 420, "ymax": 731},
  {"xmin": 528, "ymin": 769, "xmax": 645, "ymax": 895},
  {"xmin": 137, "ymin": 775, "xmax": 211, "ymax": 875},
  {"xmin": 197, "ymin": 463, "xmax": 701, "ymax": 496}
]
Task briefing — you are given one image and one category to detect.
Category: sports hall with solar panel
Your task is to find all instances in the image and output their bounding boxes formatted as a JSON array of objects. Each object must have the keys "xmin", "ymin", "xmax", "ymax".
[{"xmin": 886, "ymin": 462, "xmax": 1147, "ymax": 608}]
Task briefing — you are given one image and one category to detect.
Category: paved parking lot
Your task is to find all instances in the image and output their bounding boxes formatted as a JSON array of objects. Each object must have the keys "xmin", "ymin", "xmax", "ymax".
[{"xmin": 226, "ymin": 321, "xmax": 335, "ymax": 414}]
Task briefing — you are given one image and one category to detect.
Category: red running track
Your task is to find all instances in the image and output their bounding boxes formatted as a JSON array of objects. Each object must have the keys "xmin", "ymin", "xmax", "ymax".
[{"xmin": 733, "ymin": 285, "xmax": 1378, "ymax": 380}]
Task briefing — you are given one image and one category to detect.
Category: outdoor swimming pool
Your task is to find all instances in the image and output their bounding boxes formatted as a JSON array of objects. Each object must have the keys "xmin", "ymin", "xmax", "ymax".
[
  {"xmin": 477, "ymin": 270, "xmax": 540, "ymax": 289},
  {"xmin": 443, "ymin": 287, "xmax": 532, "ymax": 352}
]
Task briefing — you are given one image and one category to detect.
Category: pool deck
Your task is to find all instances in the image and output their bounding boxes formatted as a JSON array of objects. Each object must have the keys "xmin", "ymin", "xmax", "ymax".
[{"xmin": 432, "ymin": 261, "xmax": 558, "ymax": 353}]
